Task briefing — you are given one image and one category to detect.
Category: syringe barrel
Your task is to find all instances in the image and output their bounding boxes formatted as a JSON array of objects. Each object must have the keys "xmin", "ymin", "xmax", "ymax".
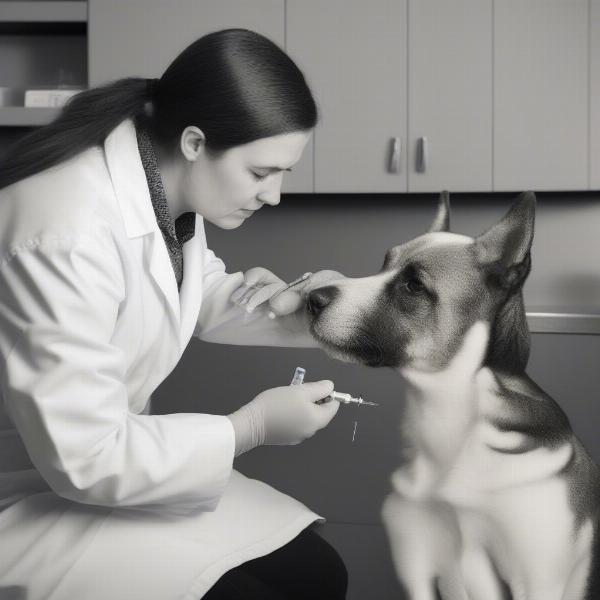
[{"xmin": 328, "ymin": 391, "xmax": 353, "ymax": 404}]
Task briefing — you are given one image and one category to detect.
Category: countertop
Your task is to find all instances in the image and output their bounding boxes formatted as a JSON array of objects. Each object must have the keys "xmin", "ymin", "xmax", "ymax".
[{"xmin": 526, "ymin": 307, "xmax": 600, "ymax": 334}]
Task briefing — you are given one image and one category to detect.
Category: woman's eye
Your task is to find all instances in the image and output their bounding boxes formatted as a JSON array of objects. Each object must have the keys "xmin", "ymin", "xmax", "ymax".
[{"xmin": 251, "ymin": 170, "xmax": 269, "ymax": 181}]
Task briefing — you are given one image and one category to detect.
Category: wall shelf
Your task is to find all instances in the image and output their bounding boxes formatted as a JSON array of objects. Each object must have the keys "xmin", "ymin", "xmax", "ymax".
[
  {"xmin": 0, "ymin": 1, "xmax": 86, "ymax": 143},
  {"xmin": 0, "ymin": 106, "xmax": 59, "ymax": 126}
]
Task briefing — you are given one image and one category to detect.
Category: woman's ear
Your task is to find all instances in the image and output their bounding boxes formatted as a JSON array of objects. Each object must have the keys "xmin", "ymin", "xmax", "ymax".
[{"xmin": 180, "ymin": 126, "xmax": 206, "ymax": 161}]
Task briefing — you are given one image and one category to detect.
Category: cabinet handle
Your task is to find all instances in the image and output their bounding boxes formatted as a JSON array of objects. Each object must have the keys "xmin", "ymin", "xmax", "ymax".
[
  {"xmin": 389, "ymin": 137, "xmax": 402, "ymax": 173},
  {"xmin": 417, "ymin": 136, "xmax": 428, "ymax": 173}
]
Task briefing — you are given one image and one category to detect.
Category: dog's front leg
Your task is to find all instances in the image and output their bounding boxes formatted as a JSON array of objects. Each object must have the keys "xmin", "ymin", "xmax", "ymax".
[{"xmin": 382, "ymin": 492, "xmax": 468, "ymax": 600}]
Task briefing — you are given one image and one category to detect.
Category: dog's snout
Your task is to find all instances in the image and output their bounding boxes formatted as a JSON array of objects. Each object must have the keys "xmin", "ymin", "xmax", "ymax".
[{"xmin": 307, "ymin": 286, "xmax": 337, "ymax": 317}]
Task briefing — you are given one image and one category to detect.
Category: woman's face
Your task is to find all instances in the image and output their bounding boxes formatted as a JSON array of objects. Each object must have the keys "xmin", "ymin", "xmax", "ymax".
[{"xmin": 179, "ymin": 129, "xmax": 312, "ymax": 229}]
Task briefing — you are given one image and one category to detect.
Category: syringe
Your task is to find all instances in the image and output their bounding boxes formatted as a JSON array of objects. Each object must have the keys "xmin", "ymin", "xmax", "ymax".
[
  {"xmin": 290, "ymin": 366, "xmax": 306, "ymax": 386},
  {"xmin": 326, "ymin": 392, "xmax": 378, "ymax": 407},
  {"xmin": 289, "ymin": 366, "xmax": 378, "ymax": 407}
]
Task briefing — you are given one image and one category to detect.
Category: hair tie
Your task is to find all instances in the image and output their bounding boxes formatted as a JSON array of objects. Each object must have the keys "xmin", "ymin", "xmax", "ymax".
[{"xmin": 146, "ymin": 78, "xmax": 160, "ymax": 99}]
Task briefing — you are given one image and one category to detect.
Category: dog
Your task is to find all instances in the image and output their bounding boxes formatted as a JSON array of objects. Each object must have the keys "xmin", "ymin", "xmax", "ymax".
[{"xmin": 305, "ymin": 192, "xmax": 600, "ymax": 600}]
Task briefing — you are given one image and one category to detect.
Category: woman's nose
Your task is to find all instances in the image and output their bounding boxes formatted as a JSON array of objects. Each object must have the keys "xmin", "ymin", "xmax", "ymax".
[
  {"xmin": 257, "ymin": 189, "xmax": 281, "ymax": 206},
  {"xmin": 259, "ymin": 194, "xmax": 280, "ymax": 206},
  {"xmin": 257, "ymin": 175, "xmax": 282, "ymax": 206}
]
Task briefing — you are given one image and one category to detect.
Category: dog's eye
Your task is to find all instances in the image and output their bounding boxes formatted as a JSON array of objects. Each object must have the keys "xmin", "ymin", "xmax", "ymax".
[{"xmin": 404, "ymin": 277, "xmax": 426, "ymax": 294}]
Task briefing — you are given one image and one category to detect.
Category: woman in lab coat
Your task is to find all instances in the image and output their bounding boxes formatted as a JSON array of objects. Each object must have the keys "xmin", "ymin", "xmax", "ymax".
[{"xmin": 0, "ymin": 29, "xmax": 347, "ymax": 600}]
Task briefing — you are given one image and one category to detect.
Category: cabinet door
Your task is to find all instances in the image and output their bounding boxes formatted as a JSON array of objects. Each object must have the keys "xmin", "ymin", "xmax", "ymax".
[
  {"xmin": 592, "ymin": 0, "xmax": 600, "ymax": 190},
  {"xmin": 287, "ymin": 0, "xmax": 408, "ymax": 193},
  {"xmin": 89, "ymin": 0, "xmax": 284, "ymax": 83},
  {"xmin": 494, "ymin": 0, "xmax": 589, "ymax": 191},
  {"xmin": 408, "ymin": 0, "xmax": 492, "ymax": 192}
]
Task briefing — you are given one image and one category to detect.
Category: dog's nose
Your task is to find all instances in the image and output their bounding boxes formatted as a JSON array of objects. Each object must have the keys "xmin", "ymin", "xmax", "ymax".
[{"xmin": 307, "ymin": 286, "xmax": 337, "ymax": 317}]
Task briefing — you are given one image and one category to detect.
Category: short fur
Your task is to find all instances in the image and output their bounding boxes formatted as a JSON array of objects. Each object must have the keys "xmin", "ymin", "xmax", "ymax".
[{"xmin": 306, "ymin": 192, "xmax": 600, "ymax": 600}]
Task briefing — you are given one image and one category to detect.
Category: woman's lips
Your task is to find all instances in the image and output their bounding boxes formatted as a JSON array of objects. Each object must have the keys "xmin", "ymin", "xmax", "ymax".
[{"xmin": 238, "ymin": 204, "xmax": 263, "ymax": 217}]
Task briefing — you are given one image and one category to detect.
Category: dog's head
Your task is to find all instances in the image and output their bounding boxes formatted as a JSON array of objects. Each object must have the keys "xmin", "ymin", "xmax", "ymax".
[{"xmin": 307, "ymin": 191, "xmax": 535, "ymax": 373}]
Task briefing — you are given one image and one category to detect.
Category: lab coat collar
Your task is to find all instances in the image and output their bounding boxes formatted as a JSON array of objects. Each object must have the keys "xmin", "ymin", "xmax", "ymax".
[
  {"xmin": 104, "ymin": 119, "xmax": 159, "ymax": 239},
  {"xmin": 104, "ymin": 120, "xmax": 204, "ymax": 343}
]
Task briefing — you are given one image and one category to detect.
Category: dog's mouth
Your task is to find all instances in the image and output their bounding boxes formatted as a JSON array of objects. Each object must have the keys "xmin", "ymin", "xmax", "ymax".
[
  {"xmin": 305, "ymin": 283, "xmax": 404, "ymax": 367},
  {"xmin": 307, "ymin": 309, "xmax": 389, "ymax": 368}
]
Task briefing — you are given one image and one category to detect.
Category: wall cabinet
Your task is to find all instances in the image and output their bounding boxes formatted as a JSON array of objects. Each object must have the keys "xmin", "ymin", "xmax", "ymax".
[
  {"xmin": 2, "ymin": 1, "xmax": 598, "ymax": 193},
  {"xmin": 287, "ymin": 0, "xmax": 408, "ymax": 193},
  {"xmin": 288, "ymin": 0, "xmax": 595, "ymax": 193},
  {"xmin": 287, "ymin": 0, "xmax": 492, "ymax": 193},
  {"xmin": 494, "ymin": 0, "xmax": 589, "ymax": 191},
  {"xmin": 407, "ymin": 0, "xmax": 492, "ymax": 192},
  {"xmin": 592, "ymin": 0, "xmax": 600, "ymax": 189},
  {"xmin": 88, "ymin": 0, "xmax": 284, "ymax": 83}
]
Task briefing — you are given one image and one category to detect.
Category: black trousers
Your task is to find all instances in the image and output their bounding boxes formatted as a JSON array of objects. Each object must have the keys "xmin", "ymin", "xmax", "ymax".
[{"xmin": 202, "ymin": 527, "xmax": 348, "ymax": 599}]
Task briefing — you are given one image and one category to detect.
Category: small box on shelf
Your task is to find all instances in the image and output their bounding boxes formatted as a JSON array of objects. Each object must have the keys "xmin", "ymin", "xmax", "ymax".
[{"xmin": 24, "ymin": 87, "xmax": 85, "ymax": 108}]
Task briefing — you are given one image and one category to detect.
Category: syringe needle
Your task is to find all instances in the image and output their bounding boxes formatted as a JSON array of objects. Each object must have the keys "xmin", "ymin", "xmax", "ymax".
[
  {"xmin": 358, "ymin": 399, "xmax": 378, "ymax": 407},
  {"xmin": 289, "ymin": 368, "xmax": 378, "ymax": 407}
]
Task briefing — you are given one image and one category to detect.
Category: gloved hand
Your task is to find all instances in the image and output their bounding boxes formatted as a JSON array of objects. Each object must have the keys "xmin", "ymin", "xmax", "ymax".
[
  {"xmin": 227, "ymin": 380, "xmax": 338, "ymax": 456},
  {"xmin": 231, "ymin": 267, "xmax": 346, "ymax": 318}
]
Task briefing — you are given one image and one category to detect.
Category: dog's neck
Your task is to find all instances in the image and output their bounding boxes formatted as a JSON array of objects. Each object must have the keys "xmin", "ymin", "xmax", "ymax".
[
  {"xmin": 398, "ymin": 322, "xmax": 493, "ymax": 496},
  {"xmin": 484, "ymin": 290, "xmax": 530, "ymax": 374},
  {"xmin": 396, "ymin": 368, "xmax": 493, "ymax": 498}
]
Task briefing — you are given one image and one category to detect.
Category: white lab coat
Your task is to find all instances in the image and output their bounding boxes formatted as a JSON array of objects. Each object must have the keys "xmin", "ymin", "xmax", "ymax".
[{"xmin": 0, "ymin": 119, "xmax": 321, "ymax": 600}]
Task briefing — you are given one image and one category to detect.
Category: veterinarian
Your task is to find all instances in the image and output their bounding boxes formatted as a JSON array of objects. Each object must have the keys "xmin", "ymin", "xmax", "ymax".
[{"xmin": 0, "ymin": 29, "xmax": 347, "ymax": 600}]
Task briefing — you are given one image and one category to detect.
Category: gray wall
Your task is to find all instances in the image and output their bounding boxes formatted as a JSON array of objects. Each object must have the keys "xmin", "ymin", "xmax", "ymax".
[{"xmin": 154, "ymin": 192, "xmax": 600, "ymax": 599}]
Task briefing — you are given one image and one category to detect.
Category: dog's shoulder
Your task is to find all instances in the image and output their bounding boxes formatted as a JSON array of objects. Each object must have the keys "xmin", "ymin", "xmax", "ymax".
[{"xmin": 481, "ymin": 371, "xmax": 573, "ymax": 449}]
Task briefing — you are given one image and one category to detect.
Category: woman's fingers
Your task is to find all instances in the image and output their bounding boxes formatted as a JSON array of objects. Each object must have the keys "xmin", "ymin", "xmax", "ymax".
[
  {"xmin": 268, "ymin": 270, "xmax": 346, "ymax": 317},
  {"xmin": 244, "ymin": 266, "xmax": 282, "ymax": 287},
  {"xmin": 268, "ymin": 288, "xmax": 304, "ymax": 316},
  {"xmin": 231, "ymin": 267, "xmax": 285, "ymax": 311},
  {"xmin": 232, "ymin": 268, "xmax": 346, "ymax": 318},
  {"xmin": 244, "ymin": 282, "xmax": 286, "ymax": 313}
]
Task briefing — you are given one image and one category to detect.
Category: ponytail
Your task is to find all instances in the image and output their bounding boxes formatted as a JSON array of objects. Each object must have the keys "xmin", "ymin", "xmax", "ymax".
[{"xmin": 0, "ymin": 78, "xmax": 151, "ymax": 190}]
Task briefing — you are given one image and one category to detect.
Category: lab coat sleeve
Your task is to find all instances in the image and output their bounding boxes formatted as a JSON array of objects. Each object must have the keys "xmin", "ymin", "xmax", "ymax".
[
  {"xmin": 0, "ymin": 230, "xmax": 234, "ymax": 514},
  {"xmin": 194, "ymin": 248, "xmax": 319, "ymax": 347}
]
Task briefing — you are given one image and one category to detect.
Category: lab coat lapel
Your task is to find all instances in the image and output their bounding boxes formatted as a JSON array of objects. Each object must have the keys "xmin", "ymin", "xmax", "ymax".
[
  {"xmin": 145, "ymin": 231, "xmax": 181, "ymax": 324},
  {"xmin": 104, "ymin": 119, "xmax": 181, "ymax": 325},
  {"xmin": 178, "ymin": 214, "xmax": 204, "ymax": 348}
]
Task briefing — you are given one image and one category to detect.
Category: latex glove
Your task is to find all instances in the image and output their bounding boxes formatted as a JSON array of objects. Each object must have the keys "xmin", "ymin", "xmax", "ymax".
[
  {"xmin": 231, "ymin": 267, "xmax": 346, "ymax": 318},
  {"xmin": 227, "ymin": 380, "xmax": 338, "ymax": 456},
  {"xmin": 230, "ymin": 267, "xmax": 287, "ymax": 314}
]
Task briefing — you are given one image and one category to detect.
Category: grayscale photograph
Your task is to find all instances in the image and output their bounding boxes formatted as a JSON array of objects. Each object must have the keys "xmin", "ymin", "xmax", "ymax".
[{"xmin": 0, "ymin": 1, "xmax": 599, "ymax": 599}]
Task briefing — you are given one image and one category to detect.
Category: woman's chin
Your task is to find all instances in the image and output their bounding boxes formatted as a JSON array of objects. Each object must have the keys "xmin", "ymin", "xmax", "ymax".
[{"xmin": 209, "ymin": 213, "xmax": 247, "ymax": 230}]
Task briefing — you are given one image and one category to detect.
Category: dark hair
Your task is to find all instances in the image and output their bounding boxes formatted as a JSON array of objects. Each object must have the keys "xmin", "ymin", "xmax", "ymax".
[{"xmin": 0, "ymin": 28, "xmax": 318, "ymax": 190}]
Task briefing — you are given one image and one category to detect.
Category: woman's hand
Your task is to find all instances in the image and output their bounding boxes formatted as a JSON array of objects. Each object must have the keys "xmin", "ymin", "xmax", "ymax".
[
  {"xmin": 230, "ymin": 267, "xmax": 346, "ymax": 318},
  {"xmin": 227, "ymin": 380, "xmax": 339, "ymax": 456},
  {"xmin": 230, "ymin": 267, "xmax": 287, "ymax": 313}
]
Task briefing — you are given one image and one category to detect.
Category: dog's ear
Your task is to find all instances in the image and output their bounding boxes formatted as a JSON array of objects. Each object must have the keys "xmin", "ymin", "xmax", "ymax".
[
  {"xmin": 473, "ymin": 191, "xmax": 536, "ymax": 290},
  {"xmin": 428, "ymin": 190, "xmax": 451, "ymax": 233}
]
